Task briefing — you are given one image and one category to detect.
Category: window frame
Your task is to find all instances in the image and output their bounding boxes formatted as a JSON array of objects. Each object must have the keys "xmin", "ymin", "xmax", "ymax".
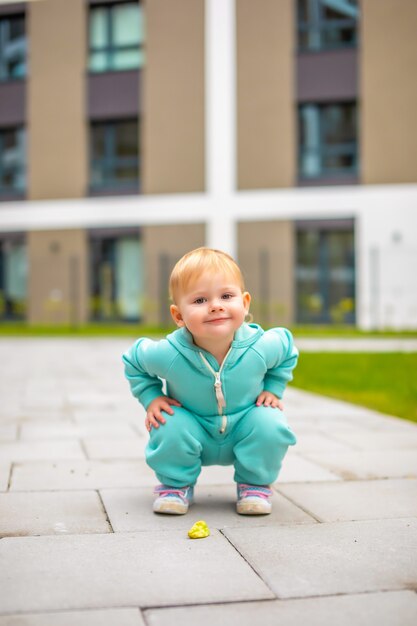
[
  {"xmin": 298, "ymin": 101, "xmax": 358, "ymax": 181},
  {"xmin": 89, "ymin": 118, "xmax": 140, "ymax": 192},
  {"xmin": 0, "ymin": 126, "xmax": 26, "ymax": 195},
  {"xmin": 297, "ymin": 0, "xmax": 359, "ymax": 52},
  {"xmin": 88, "ymin": 1, "xmax": 144, "ymax": 73},
  {"xmin": 0, "ymin": 12, "xmax": 27, "ymax": 82}
]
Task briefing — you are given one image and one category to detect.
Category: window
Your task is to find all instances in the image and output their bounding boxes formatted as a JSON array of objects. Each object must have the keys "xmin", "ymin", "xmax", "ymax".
[
  {"xmin": 0, "ymin": 13, "xmax": 26, "ymax": 81},
  {"xmin": 90, "ymin": 120, "xmax": 139, "ymax": 191},
  {"xmin": 297, "ymin": 0, "xmax": 359, "ymax": 52},
  {"xmin": 296, "ymin": 222, "xmax": 355, "ymax": 324},
  {"xmin": 89, "ymin": 231, "xmax": 143, "ymax": 321},
  {"xmin": 89, "ymin": 2, "xmax": 144, "ymax": 72},
  {"xmin": 0, "ymin": 237, "xmax": 27, "ymax": 320},
  {"xmin": 298, "ymin": 102, "xmax": 357, "ymax": 180},
  {"xmin": 0, "ymin": 127, "xmax": 26, "ymax": 194}
]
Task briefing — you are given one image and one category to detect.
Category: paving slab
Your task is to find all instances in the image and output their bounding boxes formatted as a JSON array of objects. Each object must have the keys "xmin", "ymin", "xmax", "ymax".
[
  {"xmin": 0, "ymin": 441, "xmax": 86, "ymax": 463},
  {"xmin": 276, "ymin": 478, "xmax": 417, "ymax": 522},
  {"xmin": 83, "ymin": 438, "xmax": 145, "ymax": 460},
  {"xmin": 0, "ymin": 491, "xmax": 111, "ymax": 537},
  {"xmin": 305, "ymin": 450, "xmax": 417, "ymax": 479},
  {"xmin": 0, "ymin": 424, "xmax": 18, "ymax": 441},
  {"xmin": 0, "ymin": 530, "xmax": 274, "ymax": 614},
  {"xmin": 144, "ymin": 590, "xmax": 417, "ymax": 626},
  {"xmin": 99, "ymin": 485, "xmax": 316, "ymax": 532},
  {"xmin": 0, "ymin": 464, "xmax": 11, "ymax": 491},
  {"xmin": 223, "ymin": 518, "xmax": 417, "ymax": 599},
  {"xmin": 9, "ymin": 461, "xmax": 155, "ymax": 491},
  {"xmin": 292, "ymin": 432, "xmax": 356, "ymax": 453},
  {"xmin": 330, "ymin": 429, "xmax": 417, "ymax": 450},
  {"xmin": 277, "ymin": 453, "xmax": 342, "ymax": 483},
  {"xmin": 0, "ymin": 608, "xmax": 145, "ymax": 626},
  {"xmin": 19, "ymin": 421, "xmax": 138, "ymax": 440}
]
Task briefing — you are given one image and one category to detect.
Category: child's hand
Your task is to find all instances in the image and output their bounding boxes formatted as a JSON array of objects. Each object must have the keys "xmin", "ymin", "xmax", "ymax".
[
  {"xmin": 256, "ymin": 391, "xmax": 284, "ymax": 410},
  {"xmin": 145, "ymin": 395, "xmax": 181, "ymax": 432}
]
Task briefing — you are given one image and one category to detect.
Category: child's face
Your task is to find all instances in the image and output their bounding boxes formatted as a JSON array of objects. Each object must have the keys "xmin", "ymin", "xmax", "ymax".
[{"xmin": 170, "ymin": 272, "xmax": 251, "ymax": 345}]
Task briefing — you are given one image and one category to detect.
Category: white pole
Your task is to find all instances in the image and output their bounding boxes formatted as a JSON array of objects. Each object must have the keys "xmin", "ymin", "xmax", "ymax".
[{"xmin": 205, "ymin": 0, "xmax": 237, "ymax": 257}]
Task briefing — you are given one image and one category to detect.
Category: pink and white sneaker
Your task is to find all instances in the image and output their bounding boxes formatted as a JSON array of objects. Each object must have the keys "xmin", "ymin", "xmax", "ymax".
[
  {"xmin": 236, "ymin": 483, "xmax": 273, "ymax": 515},
  {"xmin": 153, "ymin": 484, "xmax": 194, "ymax": 515}
]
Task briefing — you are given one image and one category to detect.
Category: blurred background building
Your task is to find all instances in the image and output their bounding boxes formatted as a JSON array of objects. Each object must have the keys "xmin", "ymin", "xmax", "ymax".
[{"xmin": 0, "ymin": 0, "xmax": 416, "ymax": 329}]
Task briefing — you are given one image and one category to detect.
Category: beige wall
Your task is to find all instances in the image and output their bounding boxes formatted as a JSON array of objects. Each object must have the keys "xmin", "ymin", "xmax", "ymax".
[
  {"xmin": 236, "ymin": 0, "xmax": 295, "ymax": 190},
  {"xmin": 238, "ymin": 221, "xmax": 294, "ymax": 327},
  {"xmin": 28, "ymin": 0, "xmax": 87, "ymax": 199},
  {"xmin": 361, "ymin": 0, "xmax": 417, "ymax": 183},
  {"xmin": 28, "ymin": 230, "xmax": 88, "ymax": 325},
  {"xmin": 142, "ymin": 224, "xmax": 205, "ymax": 324},
  {"xmin": 142, "ymin": 0, "xmax": 205, "ymax": 194}
]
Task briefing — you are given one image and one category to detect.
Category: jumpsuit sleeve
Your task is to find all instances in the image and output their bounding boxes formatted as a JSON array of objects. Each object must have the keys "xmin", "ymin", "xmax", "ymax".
[
  {"xmin": 122, "ymin": 338, "xmax": 169, "ymax": 410},
  {"xmin": 262, "ymin": 328, "xmax": 299, "ymax": 399}
]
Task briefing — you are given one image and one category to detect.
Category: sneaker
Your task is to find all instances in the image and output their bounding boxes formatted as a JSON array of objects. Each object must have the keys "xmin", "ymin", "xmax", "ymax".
[
  {"xmin": 236, "ymin": 483, "xmax": 273, "ymax": 515},
  {"xmin": 153, "ymin": 484, "xmax": 194, "ymax": 515}
]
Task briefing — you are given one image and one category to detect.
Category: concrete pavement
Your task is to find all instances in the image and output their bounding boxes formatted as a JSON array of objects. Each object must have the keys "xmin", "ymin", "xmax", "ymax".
[{"xmin": 0, "ymin": 338, "xmax": 416, "ymax": 625}]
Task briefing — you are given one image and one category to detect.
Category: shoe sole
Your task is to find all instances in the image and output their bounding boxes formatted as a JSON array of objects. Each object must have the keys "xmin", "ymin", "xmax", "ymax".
[
  {"xmin": 236, "ymin": 502, "xmax": 271, "ymax": 515},
  {"xmin": 153, "ymin": 501, "xmax": 191, "ymax": 515}
]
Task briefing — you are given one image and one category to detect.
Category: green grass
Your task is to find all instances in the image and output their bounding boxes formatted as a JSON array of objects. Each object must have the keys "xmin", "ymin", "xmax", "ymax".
[
  {"xmin": 1, "ymin": 321, "xmax": 417, "ymax": 338},
  {"xmin": 292, "ymin": 352, "xmax": 417, "ymax": 424}
]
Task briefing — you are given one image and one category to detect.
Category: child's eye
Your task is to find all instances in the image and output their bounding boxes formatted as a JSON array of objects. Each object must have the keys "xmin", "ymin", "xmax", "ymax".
[
  {"xmin": 193, "ymin": 297, "xmax": 207, "ymax": 304},
  {"xmin": 221, "ymin": 293, "xmax": 233, "ymax": 300}
]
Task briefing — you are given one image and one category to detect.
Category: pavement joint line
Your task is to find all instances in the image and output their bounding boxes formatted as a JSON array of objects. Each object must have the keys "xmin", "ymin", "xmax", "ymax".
[
  {"xmin": 78, "ymin": 438, "xmax": 90, "ymax": 461},
  {"xmin": 96, "ymin": 489, "xmax": 115, "ymax": 534},
  {"xmin": 140, "ymin": 588, "xmax": 417, "ymax": 611},
  {"xmin": 218, "ymin": 528, "xmax": 277, "ymax": 599},
  {"xmin": 272, "ymin": 488, "xmax": 324, "ymax": 523},
  {"xmin": 6, "ymin": 464, "xmax": 13, "ymax": 491}
]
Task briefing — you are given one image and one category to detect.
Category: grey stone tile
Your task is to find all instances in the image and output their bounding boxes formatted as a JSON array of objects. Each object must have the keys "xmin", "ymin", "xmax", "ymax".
[
  {"xmin": 305, "ymin": 450, "xmax": 417, "ymax": 479},
  {"xmin": 293, "ymin": 432, "xmax": 356, "ymax": 453},
  {"xmin": 224, "ymin": 518, "xmax": 417, "ymax": 598},
  {"xmin": 277, "ymin": 452, "xmax": 342, "ymax": 483},
  {"xmin": 72, "ymin": 408, "xmax": 142, "ymax": 423},
  {"xmin": 0, "ymin": 491, "xmax": 111, "ymax": 537},
  {"xmin": 144, "ymin": 591, "xmax": 417, "ymax": 626},
  {"xmin": 0, "ymin": 464, "xmax": 11, "ymax": 491},
  {"xmin": 10, "ymin": 461, "xmax": 155, "ymax": 491},
  {"xmin": 0, "ymin": 423, "xmax": 18, "ymax": 441},
  {"xmin": 20, "ymin": 421, "xmax": 138, "ymax": 440},
  {"xmin": 100, "ymin": 485, "xmax": 315, "ymax": 532},
  {"xmin": 330, "ymin": 430, "xmax": 417, "ymax": 450},
  {"xmin": 0, "ymin": 441, "xmax": 85, "ymax": 463},
  {"xmin": 0, "ymin": 531, "xmax": 273, "ymax": 613},
  {"xmin": 83, "ymin": 438, "xmax": 145, "ymax": 460},
  {"xmin": 277, "ymin": 479, "xmax": 417, "ymax": 522},
  {"xmin": 0, "ymin": 608, "xmax": 145, "ymax": 626}
]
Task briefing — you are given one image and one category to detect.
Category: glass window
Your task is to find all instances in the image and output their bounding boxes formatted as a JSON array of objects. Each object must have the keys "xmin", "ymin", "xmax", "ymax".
[
  {"xmin": 296, "ymin": 224, "xmax": 355, "ymax": 324},
  {"xmin": 90, "ymin": 120, "xmax": 139, "ymax": 190},
  {"xmin": 0, "ymin": 238, "xmax": 27, "ymax": 320},
  {"xmin": 89, "ymin": 2, "xmax": 144, "ymax": 73},
  {"xmin": 298, "ymin": 102, "xmax": 358, "ymax": 180},
  {"xmin": 89, "ymin": 233, "xmax": 143, "ymax": 321},
  {"xmin": 297, "ymin": 0, "xmax": 359, "ymax": 51},
  {"xmin": 0, "ymin": 14, "xmax": 26, "ymax": 81},
  {"xmin": 0, "ymin": 128, "xmax": 26, "ymax": 194}
]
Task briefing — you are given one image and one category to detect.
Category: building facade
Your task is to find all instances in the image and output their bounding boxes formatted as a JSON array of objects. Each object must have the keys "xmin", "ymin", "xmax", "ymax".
[{"xmin": 0, "ymin": 0, "xmax": 416, "ymax": 329}]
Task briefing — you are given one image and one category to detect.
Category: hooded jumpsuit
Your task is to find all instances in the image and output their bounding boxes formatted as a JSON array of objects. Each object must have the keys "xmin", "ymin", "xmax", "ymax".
[{"xmin": 123, "ymin": 323, "xmax": 298, "ymax": 487}]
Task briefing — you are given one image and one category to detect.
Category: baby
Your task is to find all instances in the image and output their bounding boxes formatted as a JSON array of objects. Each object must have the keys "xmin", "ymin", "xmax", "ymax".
[{"xmin": 123, "ymin": 247, "xmax": 297, "ymax": 515}]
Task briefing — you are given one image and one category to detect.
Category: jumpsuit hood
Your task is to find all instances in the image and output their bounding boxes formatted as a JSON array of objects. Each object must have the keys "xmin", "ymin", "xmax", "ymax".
[{"xmin": 166, "ymin": 323, "xmax": 264, "ymax": 370}]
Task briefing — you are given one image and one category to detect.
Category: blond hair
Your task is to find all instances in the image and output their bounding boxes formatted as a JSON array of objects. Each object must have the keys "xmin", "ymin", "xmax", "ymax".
[{"xmin": 169, "ymin": 247, "xmax": 245, "ymax": 303}]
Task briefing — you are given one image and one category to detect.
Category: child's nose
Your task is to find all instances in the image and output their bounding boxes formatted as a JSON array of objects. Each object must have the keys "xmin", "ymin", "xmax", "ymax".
[{"xmin": 210, "ymin": 299, "xmax": 225, "ymax": 311}]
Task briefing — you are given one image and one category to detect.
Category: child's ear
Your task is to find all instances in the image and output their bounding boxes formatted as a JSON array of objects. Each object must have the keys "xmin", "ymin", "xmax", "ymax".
[
  {"xmin": 170, "ymin": 304, "xmax": 185, "ymax": 327},
  {"xmin": 243, "ymin": 291, "xmax": 251, "ymax": 313}
]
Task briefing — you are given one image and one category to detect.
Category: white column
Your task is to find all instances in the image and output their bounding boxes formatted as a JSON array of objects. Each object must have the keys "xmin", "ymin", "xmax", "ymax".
[{"xmin": 205, "ymin": 0, "xmax": 237, "ymax": 257}]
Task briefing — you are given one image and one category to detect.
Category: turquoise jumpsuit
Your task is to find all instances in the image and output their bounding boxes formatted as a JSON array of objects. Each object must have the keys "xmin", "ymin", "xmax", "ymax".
[{"xmin": 123, "ymin": 323, "xmax": 298, "ymax": 487}]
